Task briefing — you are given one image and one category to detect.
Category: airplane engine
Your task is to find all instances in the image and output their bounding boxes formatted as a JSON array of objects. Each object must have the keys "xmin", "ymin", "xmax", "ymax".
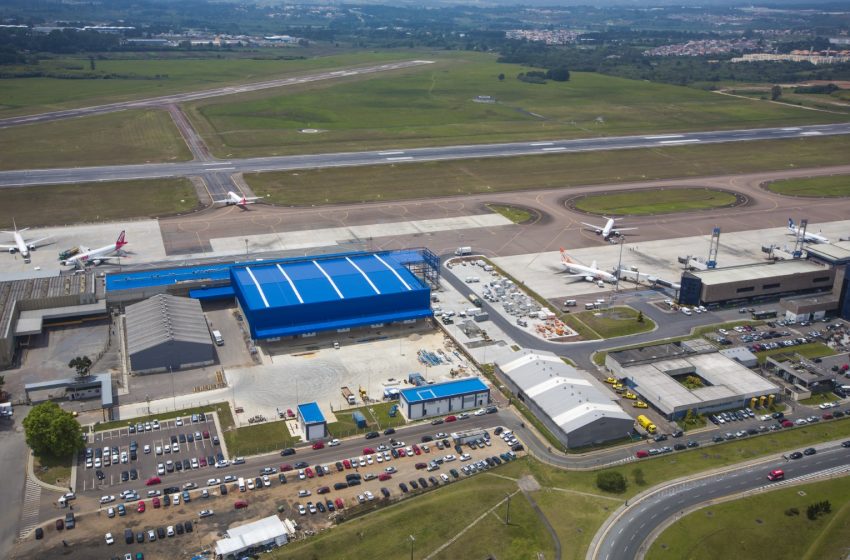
[
  {"xmin": 28, "ymin": 244, "xmax": 36, "ymax": 251},
  {"xmin": 8, "ymin": 247, "xmax": 16, "ymax": 254},
  {"xmin": 595, "ymin": 230, "xmax": 602, "ymax": 235},
  {"xmin": 584, "ymin": 275, "xmax": 594, "ymax": 282},
  {"xmin": 93, "ymin": 259, "xmax": 103, "ymax": 266}
]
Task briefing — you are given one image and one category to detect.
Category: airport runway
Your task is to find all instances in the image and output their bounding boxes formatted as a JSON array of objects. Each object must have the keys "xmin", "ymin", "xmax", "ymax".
[
  {"xmin": 0, "ymin": 60, "xmax": 434, "ymax": 129},
  {"xmin": 1, "ymin": 123, "xmax": 850, "ymax": 188},
  {"xmin": 593, "ymin": 442, "xmax": 850, "ymax": 560}
]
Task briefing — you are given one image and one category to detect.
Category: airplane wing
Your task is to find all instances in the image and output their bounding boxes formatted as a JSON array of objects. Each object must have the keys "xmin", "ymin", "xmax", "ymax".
[
  {"xmin": 26, "ymin": 236, "xmax": 53, "ymax": 248},
  {"xmin": 580, "ymin": 222, "xmax": 601, "ymax": 230},
  {"xmin": 613, "ymin": 227, "xmax": 638, "ymax": 232},
  {"xmin": 0, "ymin": 244, "xmax": 16, "ymax": 250}
]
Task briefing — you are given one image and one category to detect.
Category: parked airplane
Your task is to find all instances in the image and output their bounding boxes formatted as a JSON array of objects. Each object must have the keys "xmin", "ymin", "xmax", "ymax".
[
  {"xmin": 214, "ymin": 191, "xmax": 261, "ymax": 209},
  {"xmin": 580, "ymin": 217, "xmax": 637, "ymax": 240},
  {"xmin": 62, "ymin": 231, "xmax": 128, "ymax": 268},
  {"xmin": 0, "ymin": 220, "xmax": 51, "ymax": 263},
  {"xmin": 788, "ymin": 218, "xmax": 829, "ymax": 244},
  {"xmin": 558, "ymin": 248, "xmax": 617, "ymax": 283}
]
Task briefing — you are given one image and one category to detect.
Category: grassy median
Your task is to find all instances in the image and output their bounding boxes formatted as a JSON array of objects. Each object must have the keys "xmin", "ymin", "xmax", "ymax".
[{"xmin": 765, "ymin": 174, "xmax": 850, "ymax": 197}]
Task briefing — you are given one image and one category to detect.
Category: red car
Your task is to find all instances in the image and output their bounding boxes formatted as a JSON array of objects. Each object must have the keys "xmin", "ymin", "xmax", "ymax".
[
  {"xmin": 286, "ymin": 409, "xmax": 295, "ymax": 418},
  {"xmin": 199, "ymin": 457, "xmax": 207, "ymax": 467},
  {"xmin": 145, "ymin": 476, "xmax": 161, "ymax": 486},
  {"xmin": 378, "ymin": 473, "xmax": 392, "ymax": 481},
  {"xmin": 767, "ymin": 469, "xmax": 784, "ymax": 481},
  {"xmin": 415, "ymin": 462, "xmax": 427, "ymax": 470},
  {"xmin": 312, "ymin": 441, "xmax": 325, "ymax": 450},
  {"xmin": 203, "ymin": 430, "xmax": 210, "ymax": 439},
  {"xmin": 635, "ymin": 450, "xmax": 649, "ymax": 459},
  {"xmin": 152, "ymin": 497, "xmax": 161, "ymax": 509},
  {"xmin": 280, "ymin": 464, "xmax": 293, "ymax": 472},
  {"xmin": 363, "ymin": 447, "xmax": 375, "ymax": 455},
  {"xmin": 305, "ymin": 467, "xmax": 314, "ymax": 478},
  {"xmin": 412, "ymin": 445, "xmax": 421, "ymax": 456},
  {"xmin": 397, "ymin": 449, "xmax": 406, "ymax": 457},
  {"xmin": 343, "ymin": 459, "xmax": 352, "ymax": 469},
  {"xmin": 445, "ymin": 415, "xmax": 457, "ymax": 423},
  {"xmin": 781, "ymin": 420, "xmax": 793, "ymax": 428},
  {"xmin": 823, "ymin": 413, "xmax": 833, "ymax": 420},
  {"xmin": 234, "ymin": 500, "xmax": 248, "ymax": 509},
  {"xmin": 137, "ymin": 501, "xmax": 146, "ymax": 513},
  {"xmin": 334, "ymin": 498, "xmax": 344, "ymax": 510}
]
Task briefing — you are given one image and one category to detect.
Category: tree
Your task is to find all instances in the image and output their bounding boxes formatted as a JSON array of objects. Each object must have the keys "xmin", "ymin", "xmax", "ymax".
[
  {"xmin": 68, "ymin": 356, "xmax": 92, "ymax": 378},
  {"xmin": 771, "ymin": 84, "xmax": 782, "ymax": 101},
  {"xmin": 636, "ymin": 310, "xmax": 644, "ymax": 323},
  {"xmin": 498, "ymin": 73, "xmax": 505, "ymax": 81},
  {"xmin": 596, "ymin": 471, "xmax": 627, "ymax": 493},
  {"xmin": 632, "ymin": 467, "xmax": 646, "ymax": 486},
  {"xmin": 546, "ymin": 66, "xmax": 571, "ymax": 82},
  {"xmin": 23, "ymin": 402, "xmax": 83, "ymax": 458},
  {"xmin": 88, "ymin": 56, "xmax": 95, "ymax": 71}
]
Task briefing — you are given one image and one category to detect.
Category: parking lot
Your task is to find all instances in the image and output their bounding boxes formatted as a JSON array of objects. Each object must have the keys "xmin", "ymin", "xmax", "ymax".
[
  {"xmin": 20, "ymin": 424, "xmax": 520, "ymax": 560},
  {"xmin": 78, "ymin": 413, "xmax": 222, "ymax": 493}
]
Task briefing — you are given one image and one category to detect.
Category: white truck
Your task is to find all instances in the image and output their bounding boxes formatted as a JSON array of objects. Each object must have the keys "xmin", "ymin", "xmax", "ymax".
[{"xmin": 455, "ymin": 246, "xmax": 472, "ymax": 256}]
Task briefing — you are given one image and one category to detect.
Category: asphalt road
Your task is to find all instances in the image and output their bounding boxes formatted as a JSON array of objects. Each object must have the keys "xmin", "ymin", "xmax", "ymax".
[
  {"xmin": 0, "ymin": 60, "xmax": 433, "ymax": 129},
  {"xmin": 594, "ymin": 441, "xmax": 850, "ymax": 560},
  {"xmin": 0, "ymin": 417, "xmax": 29, "ymax": 558},
  {"xmin": 2, "ymin": 123, "xmax": 849, "ymax": 188}
]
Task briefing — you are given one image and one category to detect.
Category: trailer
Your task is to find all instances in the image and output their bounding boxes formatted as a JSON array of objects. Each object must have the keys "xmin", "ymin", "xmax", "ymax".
[{"xmin": 341, "ymin": 387, "xmax": 356, "ymax": 405}]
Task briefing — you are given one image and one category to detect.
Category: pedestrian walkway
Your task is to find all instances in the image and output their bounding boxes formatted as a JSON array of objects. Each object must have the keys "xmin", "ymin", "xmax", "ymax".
[{"xmin": 17, "ymin": 477, "xmax": 42, "ymax": 539}]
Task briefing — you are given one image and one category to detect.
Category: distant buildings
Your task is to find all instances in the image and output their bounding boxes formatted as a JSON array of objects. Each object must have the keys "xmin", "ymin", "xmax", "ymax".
[
  {"xmin": 731, "ymin": 51, "xmax": 850, "ymax": 65},
  {"xmin": 645, "ymin": 38, "xmax": 760, "ymax": 57},
  {"xmin": 505, "ymin": 29, "xmax": 581, "ymax": 45}
]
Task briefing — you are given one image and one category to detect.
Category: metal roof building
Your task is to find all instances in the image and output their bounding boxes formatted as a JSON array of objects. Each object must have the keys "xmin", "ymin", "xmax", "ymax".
[
  {"xmin": 125, "ymin": 294, "xmax": 215, "ymax": 374},
  {"xmin": 399, "ymin": 377, "xmax": 490, "ymax": 420},
  {"xmin": 297, "ymin": 402, "xmax": 327, "ymax": 441},
  {"xmin": 497, "ymin": 351, "xmax": 634, "ymax": 449},
  {"xmin": 231, "ymin": 251, "xmax": 433, "ymax": 339},
  {"xmin": 215, "ymin": 515, "xmax": 289, "ymax": 559}
]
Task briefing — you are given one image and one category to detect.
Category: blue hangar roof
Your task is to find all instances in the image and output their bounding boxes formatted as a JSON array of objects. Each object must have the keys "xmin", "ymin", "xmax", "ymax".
[
  {"xmin": 400, "ymin": 378, "xmax": 489, "ymax": 404},
  {"xmin": 298, "ymin": 402, "xmax": 325, "ymax": 424},
  {"xmin": 232, "ymin": 252, "xmax": 432, "ymax": 339}
]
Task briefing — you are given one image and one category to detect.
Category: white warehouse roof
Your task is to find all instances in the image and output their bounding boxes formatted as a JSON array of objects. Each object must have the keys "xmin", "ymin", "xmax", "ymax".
[
  {"xmin": 215, "ymin": 515, "xmax": 288, "ymax": 557},
  {"xmin": 498, "ymin": 351, "xmax": 632, "ymax": 435}
]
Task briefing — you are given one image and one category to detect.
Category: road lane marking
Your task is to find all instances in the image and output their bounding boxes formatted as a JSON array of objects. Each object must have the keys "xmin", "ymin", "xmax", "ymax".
[
  {"xmin": 644, "ymin": 134, "xmax": 684, "ymax": 139},
  {"xmin": 378, "ymin": 151, "xmax": 405, "ymax": 155},
  {"xmin": 658, "ymin": 139, "xmax": 701, "ymax": 144},
  {"xmin": 542, "ymin": 147, "xmax": 567, "ymax": 151},
  {"xmin": 386, "ymin": 156, "xmax": 413, "ymax": 161},
  {"xmin": 530, "ymin": 142, "xmax": 554, "ymax": 146}
]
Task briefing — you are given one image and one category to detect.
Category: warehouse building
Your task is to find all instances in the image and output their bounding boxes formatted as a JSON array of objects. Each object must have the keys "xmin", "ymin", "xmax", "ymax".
[
  {"xmin": 125, "ymin": 294, "xmax": 215, "ymax": 374},
  {"xmin": 496, "ymin": 351, "xmax": 634, "ymax": 449},
  {"xmin": 679, "ymin": 259, "xmax": 834, "ymax": 307},
  {"xmin": 231, "ymin": 250, "xmax": 435, "ymax": 340},
  {"xmin": 215, "ymin": 515, "xmax": 289, "ymax": 559},
  {"xmin": 606, "ymin": 348, "xmax": 779, "ymax": 420},
  {"xmin": 399, "ymin": 378, "xmax": 490, "ymax": 420},
  {"xmin": 297, "ymin": 402, "xmax": 327, "ymax": 441}
]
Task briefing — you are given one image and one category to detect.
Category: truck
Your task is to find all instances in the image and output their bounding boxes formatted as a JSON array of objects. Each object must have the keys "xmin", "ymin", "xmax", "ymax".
[
  {"xmin": 636, "ymin": 415, "xmax": 657, "ymax": 435},
  {"xmin": 468, "ymin": 294, "xmax": 482, "ymax": 307},
  {"xmin": 58, "ymin": 246, "xmax": 80, "ymax": 261},
  {"xmin": 341, "ymin": 387, "xmax": 356, "ymax": 405},
  {"xmin": 455, "ymin": 246, "xmax": 472, "ymax": 256}
]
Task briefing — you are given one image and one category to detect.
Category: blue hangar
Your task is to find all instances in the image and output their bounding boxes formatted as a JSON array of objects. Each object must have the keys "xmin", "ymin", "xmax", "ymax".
[{"xmin": 231, "ymin": 251, "xmax": 434, "ymax": 339}]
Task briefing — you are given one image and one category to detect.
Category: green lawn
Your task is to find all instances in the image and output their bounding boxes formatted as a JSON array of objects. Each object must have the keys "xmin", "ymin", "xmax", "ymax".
[
  {"xmin": 224, "ymin": 420, "xmax": 301, "ymax": 457},
  {"xmin": 191, "ymin": 53, "xmax": 846, "ymax": 158},
  {"xmin": 0, "ymin": 110, "xmax": 191, "ymax": 170},
  {"xmin": 92, "ymin": 402, "xmax": 234, "ymax": 432},
  {"xmin": 647, "ymin": 477, "xmax": 850, "ymax": 560},
  {"xmin": 327, "ymin": 402, "xmax": 407, "ymax": 438},
  {"xmin": 245, "ymin": 135, "xmax": 850, "ymax": 206},
  {"xmin": 571, "ymin": 306, "xmax": 656, "ymax": 339},
  {"xmin": 0, "ymin": 50, "xmax": 417, "ymax": 117},
  {"xmin": 33, "ymin": 454, "xmax": 72, "ymax": 487},
  {"xmin": 573, "ymin": 188, "xmax": 738, "ymax": 216},
  {"xmin": 755, "ymin": 342, "xmax": 835, "ymax": 364},
  {"xmin": 486, "ymin": 204, "xmax": 534, "ymax": 224},
  {"xmin": 766, "ymin": 174, "xmax": 850, "ymax": 198},
  {"xmin": 0, "ymin": 178, "xmax": 198, "ymax": 227},
  {"xmin": 799, "ymin": 392, "xmax": 841, "ymax": 406}
]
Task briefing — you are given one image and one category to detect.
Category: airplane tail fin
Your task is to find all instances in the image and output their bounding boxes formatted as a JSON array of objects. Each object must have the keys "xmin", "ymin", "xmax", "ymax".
[
  {"xmin": 559, "ymin": 248, "xmax": 572, "ymax": 264},
  {"xmin": 116, "ymin": 230, "xmax": 127, "ymax": 248},
  {"xmin": 591, "ymin": 260, "xmax": 598, "ymax": 270}
]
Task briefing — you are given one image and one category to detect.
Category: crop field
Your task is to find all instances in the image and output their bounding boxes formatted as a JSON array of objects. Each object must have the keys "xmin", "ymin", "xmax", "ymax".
[
  {"xmin": 189, "ymin": 53, "xmax": 847, "ymax": 158},
  {"xmin": 573, "ymin": 188, "xmax": 738, "ymax": 216},
  {"xmin": 0, "ymin": 178, "xmax": 197, "ymax": 227},
  {"xmin": 245, "ymin": 135, "xmax": 850, "ymax": 206},
  {"xmin": 766, "ymin": 174, "xmax": 850, "ymax": 197},
  {"xmin": 647, "ymin": 477, "xmax": 850, "ymax": 560},
  {"xmin": 0, "ymin": 50, "xmax": 414, "ymax": 117},
  {"xmin": 0, "ymin": 110, "xmax": 191, "ymax": 170}
]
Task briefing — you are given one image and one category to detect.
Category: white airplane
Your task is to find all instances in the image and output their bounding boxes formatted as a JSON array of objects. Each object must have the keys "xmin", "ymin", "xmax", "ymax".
[
  {"xmin": 62, "ymin": 231, "xmax": 128, "ymax": 268},
  {"xmin": 558, "ymin": 248, "xmax": 617, "ymax": 283},
  {"xmin": 214, "ymin": 191, "xmax": 261, "ymax": 209},
  {"xmin": 788, "ymin": 218, "xmax": 829, "ymax": 244},
  {"xmin": 580, "ymin": 217, "xmax": 637, "ymax": 240},
  {"xmin": 0, "ymin": 220, "xmax": 51, "ymax": 263}
]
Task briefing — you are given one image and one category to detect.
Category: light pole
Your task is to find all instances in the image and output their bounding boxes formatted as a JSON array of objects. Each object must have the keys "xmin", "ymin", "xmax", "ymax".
[
  {"xmin": 504, "ymin": 492, "xmax": 511, "ymax": 525},
  {"xmin": 244, "ymin": 238, "xmax": 249, "ymax": 258},
  {"xmin": 409, "ymin": 534, "xmax": 415, "ymax": 560}
]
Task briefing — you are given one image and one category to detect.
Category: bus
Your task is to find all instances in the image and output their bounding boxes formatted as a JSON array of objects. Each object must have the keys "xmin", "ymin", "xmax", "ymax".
[{"xmin": 752, "ymin": 310, "xmax": 777, "ymax": 320}]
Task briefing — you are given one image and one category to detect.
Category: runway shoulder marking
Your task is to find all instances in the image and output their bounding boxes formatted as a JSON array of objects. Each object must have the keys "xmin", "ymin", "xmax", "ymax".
[
  {"xmin": 542, "ymin": 146, "xmax": 567, "ymax": 151},
  {"xmin": 658, "ymin": 139, "xmax": 701, "ymax": 144},
  {"xmin": 644, "ymin": 134, "xmax": 684, "ymax": 139},
  {"xmin": 530, "ymin": 142, "xmax": 554, "ymax": 146},
  {"xmin": 378, "ymin": 151, "xmax": 405, "ymax": 155},
  {"xmin": 386, "ymin": 156, "xmax": 413, "ymax": 161}
]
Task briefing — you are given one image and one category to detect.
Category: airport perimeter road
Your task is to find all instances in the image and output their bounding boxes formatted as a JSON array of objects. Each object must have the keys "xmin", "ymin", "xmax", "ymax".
[
  {"xmin": 0, "ymin": 60, "xmax": 434, "ymax": 129},
  {"xmin": 2, "ymin": 123, "xmax": 850, "ymax": 188},
  {"xmin": 592, "ymin": 441, "xmax": 850, "ymax": 560}
]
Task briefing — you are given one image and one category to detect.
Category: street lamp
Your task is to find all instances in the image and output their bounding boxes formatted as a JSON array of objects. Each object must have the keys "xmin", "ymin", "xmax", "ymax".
[
  {"xmin": 409, "ymin": 534, "xmax": 415, "ymax": 560},
  {"xmin": 244, "ymin": 239, "xmax": 249, "ymax": 258}
]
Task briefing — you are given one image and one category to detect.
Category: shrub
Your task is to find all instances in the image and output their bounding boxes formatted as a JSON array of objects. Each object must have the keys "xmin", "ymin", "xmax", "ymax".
[{"xmin": 596, "ymin": 471, "xmax": 627, "ymax": 493}]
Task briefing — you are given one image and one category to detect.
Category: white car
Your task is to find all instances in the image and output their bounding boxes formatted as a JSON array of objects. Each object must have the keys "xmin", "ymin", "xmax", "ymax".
[
  {"xmin": 106, "ymin": 507, "xmax": 115, "ymax": 518},
  {"xmin": 176, "ymin": 418, "xmax": 184, "ymax": 426},
  {"xmin": 167, "ymin": 526, "xmax": 175, "ymax": 537},
  {"xmin": 207, "ymin": 478, "xmax": 221, "ymax": 486},
  {"xmin": 298, "ymin": 469, "xmax": 306, "ymax": 480},
  {"xmin": 384, "ymin": 466, "xmax": 397, "ymax": 473},
  {"xmin": 328, "ymin": 439, "xmax": 341, "ymax": 447},
  {"xmin": 459, "ymin": 453, "xmax": 471, "ymax": 462},
  {"xmin": 100, "ymin": 495, "xmax": 116, "ymax": 504},
  {"xmin": 246, "ymin": 479, "xmax": 255, "ymax": 490},
  {"xmin": 440, "ymin": 473, "xmax": 450, "ymax": 482},
  {"xmin": 143, "ymin": 445, "xmax": 151, "ymax": 454},
  {"xmin": 152, "ymin": 420, "xmax": 160, "ymax": 430},
  {"xmin": 457, "ymin": 413, "xmax": 470, "ymax": 420},
  {"xmin": 216, "ymin": 460, "xmax": 230, "ymax": 468},
  {"xmin": 199, "ymin": 509, "xmax": 214, "ymax": 518},
  {"xmin": 224, "ymin": 475, "xmax": 237, "ymax": 483},
  {"xmin": 155, "ymin": 446, "xmax": 162, "ymax": 455},
  {"xmin": 157, "ymin": 463, "xmax": 165, "ymax": 475},
  {"xmin": 297, "ymin": 503, "xmax": 306, "ymax": 515},
  {"xmin": 171, "ymin": 443, "xmax": 179, "ymax": 453},
  {"xmin": 105, "ymin": 532, "xmax": 114, "ymax": 545},
  {"xmin": 262, "ymin": 475, "xmax": 270, "ymax": 486},
  {"xmin": 298, "ymin": 489, "xmax": 311, "ymax": 497},
  {"xmin": 364, "ymin": 490, "xmax": 375, "ymax": 501},
  {"xmin": 443, "ymin": 454, "xmax": 457, "ymax": 462},
  {"xmin": 474, "ymin": 408, "xmax": 486, "ymax": 416}
]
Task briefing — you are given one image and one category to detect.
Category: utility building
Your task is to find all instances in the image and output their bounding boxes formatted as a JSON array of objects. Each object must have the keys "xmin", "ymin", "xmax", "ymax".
[
  {"xmin": 125, "ymin": 294, "xmax": 215, "ymax": 374},
  {"xmin": 399, "ymin": 378, "xmax": 490, "ymax": 420},
  {"xmin": 297, "ymin": 402, "xmax": 327, "ymax": 441}
]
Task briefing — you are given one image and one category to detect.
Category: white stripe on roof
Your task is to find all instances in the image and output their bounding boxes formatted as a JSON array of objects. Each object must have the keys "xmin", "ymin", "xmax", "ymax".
[
  {"xmin": 373, "ymin": 254, "xmax": 411, "ymax": 291},
  {"xmin": 345, "ymin": 257, "xmax": 380, "ymax": 295},
  {"xmin": 524, "ymin": 376, "xmax": 592, "ymax": 399},
  {"xmin": 244, "ymin": 267, "xmax": 269, "ymax": 308},
  {"xmin": 276, "ymin": 264, "xmax": 303, "ymax": 304},
  {"xmin": 313, "ymin": 261, "xmax": 344, "ymax": 300}
]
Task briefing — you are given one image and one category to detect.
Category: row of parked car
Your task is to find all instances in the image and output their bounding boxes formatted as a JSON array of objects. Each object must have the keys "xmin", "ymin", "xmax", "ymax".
[{"xmin": 118, "ymin": 519, "xmax": 193, "ymax": 546}]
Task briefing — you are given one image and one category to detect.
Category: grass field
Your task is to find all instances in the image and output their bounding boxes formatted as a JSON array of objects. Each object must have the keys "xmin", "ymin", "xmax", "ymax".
[
  {"xmin": 755, "ymin": 342, "xmax": 835, "ymax": 364},
  {"xmin": 0, "ymin": 178, "xmax": 198, "ymax": 227},
  {"xmin": 327, "ymin": 402, "xmax": 406, "ymax": 438},
  {"xmin": 190, "ymin": 53, "xmax": 847, "ymax": 158},
  {"xmin": 0, "ymin": 50, "xmax": 416, "ymax": 117},
  {"xmin": 573, "ymin": 188, "xmax": 738, "ymax": 216},
  {"xmin": 647, "ymin": 477, "xmax": 850, "ymax": 560},
  {"xmin": 486, "ymin": 204, "xmax": 534, "ymax": 223},
  {"xmin": 33, "ymin": 454, "xmax": 72, "ymax": 487},
  {"xmin": 571, "ymin": 306, "xmax": 656, "ymax": 339},
  {"xmin": 0, "ymin": 110, "xmax": 191, "ymax": 170},
  {"xmin": 224, "ymin": 419, "xmax": 302, "ymax": 457},
  {"xmin": 245, "ymin": 135, "xmax": 850, "ymax": 206},
  {"xmin": 799, "ymin": 392, "xmax": 841, "ymax": 406},
  {"xmin": 766, "ymin": 174, "xmax": 850, "ymax": 197}
]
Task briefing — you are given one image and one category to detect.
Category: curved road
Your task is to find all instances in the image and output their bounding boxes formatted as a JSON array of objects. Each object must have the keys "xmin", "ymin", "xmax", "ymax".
[
  {"xmin": 2, "ymin": 123, "xmax": 850, "ymax": 188},
  {"xmin": 593, "ymin": 441, "xmax": 850, "ymax": 560}
]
